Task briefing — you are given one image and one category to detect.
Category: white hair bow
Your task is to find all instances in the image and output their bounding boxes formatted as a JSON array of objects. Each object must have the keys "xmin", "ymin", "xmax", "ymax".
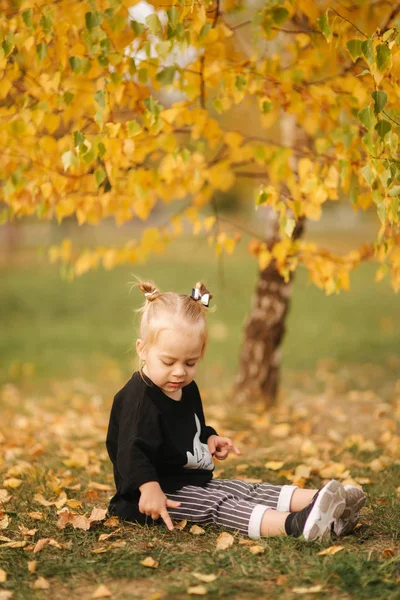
[{"xmin": 190, "ymin": 288, "xmax": 210, "ymax": 307}]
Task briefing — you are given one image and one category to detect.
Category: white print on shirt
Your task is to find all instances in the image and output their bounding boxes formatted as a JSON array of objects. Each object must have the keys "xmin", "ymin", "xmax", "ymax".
[{"xmin": 184, "ymin": 414, "xmax": 214, "ymax": 471}]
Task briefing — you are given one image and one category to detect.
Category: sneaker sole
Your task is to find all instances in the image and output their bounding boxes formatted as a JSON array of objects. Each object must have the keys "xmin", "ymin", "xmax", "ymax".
[
  {"xmin": 334, "ymin": 487, "xmax": 366, "ymax": 536},
  {"xmin": 303, "ymin": 480, "xmax": 346, "ymax": 542}
]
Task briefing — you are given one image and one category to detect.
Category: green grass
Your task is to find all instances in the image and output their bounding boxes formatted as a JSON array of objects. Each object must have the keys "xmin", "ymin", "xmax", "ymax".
[{"xmin": 0, "ymin": 234, "xmax": 399, "ymax": 388}]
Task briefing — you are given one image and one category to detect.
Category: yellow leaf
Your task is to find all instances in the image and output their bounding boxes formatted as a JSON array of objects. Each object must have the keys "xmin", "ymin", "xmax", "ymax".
[
  {"xmin": 249, "ymin": 545, "xmax": 264, "ymax": 555},
  {"xmin": 216, "ymin": 532, "xmax": 234, "ymax": 550},
  {"xmin": 0, "ymin": 568, "xmax": 7, "ymax": 583},
  {"xmin": 190, "ymin": 525, "xmax": 205, "ymax": 535},
  {"xmin": 28, "ymin": 561, "xmax": 37, "ymax": 574},
  {"xmin": 92, "ymin": 584, "xmax": 112, "ymax": 598},
  {"xmin": 193, "ymin": 573, "xmax": 217, "ymax": 583},
  {"xmin": 293, "ymin": 585, "xmax": 323, "ymax": 594},
  {"xmin": 33, "ymin": 577, "xmax": 50, "ymax": 590},
  {"xmin": 174, "ymin": 519, "xmax": 187, "ymax": 531},
  {"xmin": 317, "ymin": 545, "xmax": 344, "ymax": 556},
  {"xmin": 265, "ymin": 461, "xmax": 285, "ymax": 471},
  {"xmin": 270, "ymin": 423, "xmax": 290, "ymax": 438},
  {"xmin": 140, "ymin": 556, "xmax": 158, "ymax": 568},
  {"xmin": 187, "ymin": 585, "xmax": 207, "ymax": 595},
  {"xmin": 3, "ymin": 478, "xmax": 23, "ymax": 489}
]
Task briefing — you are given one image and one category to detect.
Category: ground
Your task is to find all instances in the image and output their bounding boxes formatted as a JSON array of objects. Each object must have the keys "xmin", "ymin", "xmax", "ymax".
[{"xmin": 1, "ymin": 358, "xmax": 400, "ymax": 600}]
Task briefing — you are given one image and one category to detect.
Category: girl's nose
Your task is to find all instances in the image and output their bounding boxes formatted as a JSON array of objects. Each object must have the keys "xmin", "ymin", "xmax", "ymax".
[{"xmin": 173, "ymin": 364, "xmax": 186, "ymax": 377}]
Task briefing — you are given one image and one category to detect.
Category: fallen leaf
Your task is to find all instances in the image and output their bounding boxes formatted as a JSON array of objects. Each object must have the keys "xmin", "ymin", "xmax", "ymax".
[
  {"xmin": 104, "ymin": 516, "xmax": 120, "ymax": 527},
  {"xmin": 34, "ymin": 492, "xmax": 67, "ymax": 509},
  {"xmin": 109, "ymin": 540, "xmax": 126, "ymax": 548},
  {"xmin": 293, "ymin": 585, "xmax": 323, "ymax": 594},
  {"xmin": 249, "ymin": 545, "xmax": 264, "ymax": 555},
  {"xmin": 0, "ymin": 541, "xmax": 27, "ymax": 549},
  {"xmin": 187, "ymin": 585, "xmax": 207, "ymax": 595},
  {"xmin": 276, "ymin": 575, "xmax": 288, "ymax": 585},
  {"xmin": 190, "ymin": 525, "xmax": 205, "ymax": 535},
  {"xmin": 3, "ymin": 479, "xmax": 23, "ymax": 489},
  {"xmin": 92, "ymin": 547, "xmax": 108, "ymax": 554},
  {"xmin": 265, "ymin": 461, "xmax": 284, "ymax": 470},
  {"xmin": 140, "ymin": 556, "xmax": 158, "ymax": 568},
  {"xmin": 88, "ymin": 482, "xmax": 113, "ymax": 491},
  {"xmin": 92, "ymin": 584, "xmax": 112, "ymax": 598},
  {"xmin": 317, "ymin": 545, "xmax": 344, "ymax": 556},
  {"xmin": 18, "ymin": 525, "xmax": 37, "ymax": 537},
  {"xmin": 28, "ymin": 561, "xmax": 37, "ymax": 574},
  {"xmin": 0, "ymin": 568, "xmax": 6, "ymax": 583},
  {"xmin": 0, "ymin": 516, "xmax": 9, "ymax": 530},
  {"xmin": 89, "ymin": 507, "xmax": 108, "ymax": 523},
  {"xmin": 98, "ymin": 528, "xmax": 121, "ymax": 542},
  {"xmin": 32, "ymin": 576, "xmax": 50, "ymax": 589},
  {"xmin": 27, "ymin": 512, "xmax": 43, "ymax": 520},
  {"xmin": 33, "ymin": 538, "xmax": 50, "ymax": 553},
  {"xmin": 383, "ymin": 548, "xmax": 395, "ymax": 557},
  {"xmin": 66, "ymin": 499, "xmax": 82, "ymax": 509},
  {"xmin": 216, "ymin": 532, "xmax": 234, "ymax": 550},
  {"xmin": 0, "ymin": 490, "xmax": 11, "ymax": 504},
  {"xmin": 193, "ymin": 573, "xmax": 217, "ymax": 583},
  {"xmin": 174, "ymin": 519, "xmax": 187, "ymax": 531},
  {"xmin": 270, "ymin": 423, "xmax": 290, "ymax": 438},
  {"xmin": 0, "ymin": 592, "xmax": 13, "ymax": 600},
  {"xmin": 235, "ymin": 464, "xmax": 249, "ymax": 472}
]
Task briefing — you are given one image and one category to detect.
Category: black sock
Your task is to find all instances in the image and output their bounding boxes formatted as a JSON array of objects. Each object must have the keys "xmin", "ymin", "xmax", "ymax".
[{"xmin": 284, "ymin": 490, "xmax": 320, "ymax": 537}]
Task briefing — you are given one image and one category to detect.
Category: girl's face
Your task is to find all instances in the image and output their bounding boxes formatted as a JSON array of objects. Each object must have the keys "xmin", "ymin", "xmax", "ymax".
[{"xmin": 136, "ymin": 322, "xmax": 205, "ymax": 400}]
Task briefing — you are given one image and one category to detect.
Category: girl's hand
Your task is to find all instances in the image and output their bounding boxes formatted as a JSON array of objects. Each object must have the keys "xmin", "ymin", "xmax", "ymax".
[
  {"xmin": 138, "ymin": 481, "xmax": 181, "ymax": 531},
  {"xmin": 207, "ymin": 435, "xmax": 241, "ymax": 460}
]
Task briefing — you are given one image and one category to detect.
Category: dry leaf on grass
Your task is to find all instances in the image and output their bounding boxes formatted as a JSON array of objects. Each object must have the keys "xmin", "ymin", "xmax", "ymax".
[
  {"xmin": 0, "ymin": 490, "xmax": 11, "ymax": 504},
  {"xmin": 32, "ymin": 576, "xmax": 50, "ymax": 589},
  {"xmin": 3, "ymin": 478, "xmax": 23, "ymax": 489},
  {"xmin": 317, "ymin": 545, "xmax": 344, "ymax": 556},
  {"xmin": 0, "ymin": 516, "xmax": 9, "ymax": 529},
  {"xmin": 104, "ymin": 516, "xmax": 119, "ymax": 527},
  {"xmin": 216, "ymin": 532, "xmax": 234, "ymax": 550},
  {"xmin": 34, "ymin": 492, "xmax": 67, "ymax": 509},
  {"xmin": 265, "ymin": 461, "xmax": 284, "ymax": 470},
  {"xmin": 98, "ymin": 528, "xmax": 121, "ymax": 542},
  {"xmin": 0, "ymin": 568, "xmax": 7, "ymax": 583},
  {"xmin": 293, "ymin": 585, "xmax": 323, "ymax": 594},
  {"xmin": 92, "ymin": 584, "xmax": 112, "ymax": 598},
  {"xmin": 174, "ymin": 519, "xmax": 187, "ymax": 530},
  {"xmin": 0, "ymin": 541, "xmax": 27, "ymax": 549},
  {"xmin": 193, "ymin": 573, "xmax": 218, "ymax": 583},
  {"xmin": 0, "ymin": 591, "xmax": 13, "ymax": 600},
  {"xmin": 187, "ymin": 585, "xmax": 207, "ymax": 595},
  {"xmin": 27, "ymin": 512, "xmax": 43, "ymax": 520},
  {"xmin": 190, "ymin": 525, "xmax": 205, "ymax": 535},
  {"xmin": 33, "ymin": 538, "xmax": 50, "ymax": 553},
  {"xmin": 140, "ymin": 556, "xmax": 158, "ymax": 568},
  {"xmin": 28, "ymin": 561, "xmax": 37, "ymax": 574},
  {"xmin": 249, "ymin": 545, "xmax": 264, "ymax": 555}
]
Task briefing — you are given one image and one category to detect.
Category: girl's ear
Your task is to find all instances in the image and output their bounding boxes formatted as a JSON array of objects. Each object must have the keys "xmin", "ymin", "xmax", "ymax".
[{"xmin": 136, "ymin": 338, "xmax": 144, "ymax": 359}]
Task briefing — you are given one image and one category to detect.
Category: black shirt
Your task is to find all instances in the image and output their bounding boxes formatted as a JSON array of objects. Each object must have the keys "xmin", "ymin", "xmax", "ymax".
[{"xmin": 106, "ymin": 371, "xmax": 218, "ymax": 501}]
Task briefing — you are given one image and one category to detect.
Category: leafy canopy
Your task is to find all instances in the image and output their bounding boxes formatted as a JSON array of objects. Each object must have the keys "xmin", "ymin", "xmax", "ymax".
[{"xmin": 1, "ymin": 0, "xmax": 400, "ymax": 293}]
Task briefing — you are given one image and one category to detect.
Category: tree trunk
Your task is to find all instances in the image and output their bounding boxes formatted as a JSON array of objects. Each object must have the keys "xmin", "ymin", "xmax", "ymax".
[
  {"xmin": 234, "ymin": 213, "xmax": 305, "ymax": 407},
  {"xmin": 234, "ymin": 115, "xmax": 310, "ymax": 408}
]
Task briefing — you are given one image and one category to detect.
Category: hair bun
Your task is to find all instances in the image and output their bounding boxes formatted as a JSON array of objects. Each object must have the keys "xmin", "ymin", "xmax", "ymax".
[{"xmin": 139, "ymin": 280, "xmax": 160, "ymax": 302}]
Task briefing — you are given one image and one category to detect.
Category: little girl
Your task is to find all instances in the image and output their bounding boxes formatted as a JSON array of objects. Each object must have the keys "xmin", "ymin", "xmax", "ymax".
[{"xmin": 105, "ymin": 280, "xmax": 365, "ymax": 540}]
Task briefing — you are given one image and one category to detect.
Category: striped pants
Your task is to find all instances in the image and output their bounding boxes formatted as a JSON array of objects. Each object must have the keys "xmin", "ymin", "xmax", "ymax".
[{"xmin": 166, "ymin": 479, "xmax": 298, "ymax": 539}]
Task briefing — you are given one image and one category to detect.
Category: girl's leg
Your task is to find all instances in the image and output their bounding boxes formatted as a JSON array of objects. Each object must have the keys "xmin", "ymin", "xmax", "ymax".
[{"xmin": 290, "ymin": 488, "xmax": 318, "ymax": 511}]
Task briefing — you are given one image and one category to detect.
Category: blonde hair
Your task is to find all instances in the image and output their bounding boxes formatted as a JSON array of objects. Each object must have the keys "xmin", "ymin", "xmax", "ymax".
[{"xmin": 131, "ymin": 278, "xmax": 214, "ymax": 369}]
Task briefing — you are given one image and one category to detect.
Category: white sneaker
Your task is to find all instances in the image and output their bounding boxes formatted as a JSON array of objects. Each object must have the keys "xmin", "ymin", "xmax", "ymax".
[
  {"xmin": 333, "ymin": 485, "xmax": 366, "ymax": 536},
  {"xmin": 302, "ymin": 480, "xmax": 346, "ymax": 541}
]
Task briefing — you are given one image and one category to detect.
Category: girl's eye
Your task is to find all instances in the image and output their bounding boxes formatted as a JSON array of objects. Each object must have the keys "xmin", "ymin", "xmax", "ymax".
[
  {"xmin": 162, "ymin": 361, "xmax": 174, "ymax": 366},
  {"xmin": 187, "ymin": 363, "xmax": 195, "ymax": 367}
]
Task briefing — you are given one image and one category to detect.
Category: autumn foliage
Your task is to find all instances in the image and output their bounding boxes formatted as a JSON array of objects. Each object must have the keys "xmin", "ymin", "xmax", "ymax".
[{"xmin": 1, "ymin": 0, "xmax": 400, "ymax": 292}]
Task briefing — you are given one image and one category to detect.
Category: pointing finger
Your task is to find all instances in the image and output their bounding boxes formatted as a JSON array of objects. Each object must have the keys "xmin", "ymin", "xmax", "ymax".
[{"xmin": 160, "ymin": 509, "xmax": 174, "ymax": 531}]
